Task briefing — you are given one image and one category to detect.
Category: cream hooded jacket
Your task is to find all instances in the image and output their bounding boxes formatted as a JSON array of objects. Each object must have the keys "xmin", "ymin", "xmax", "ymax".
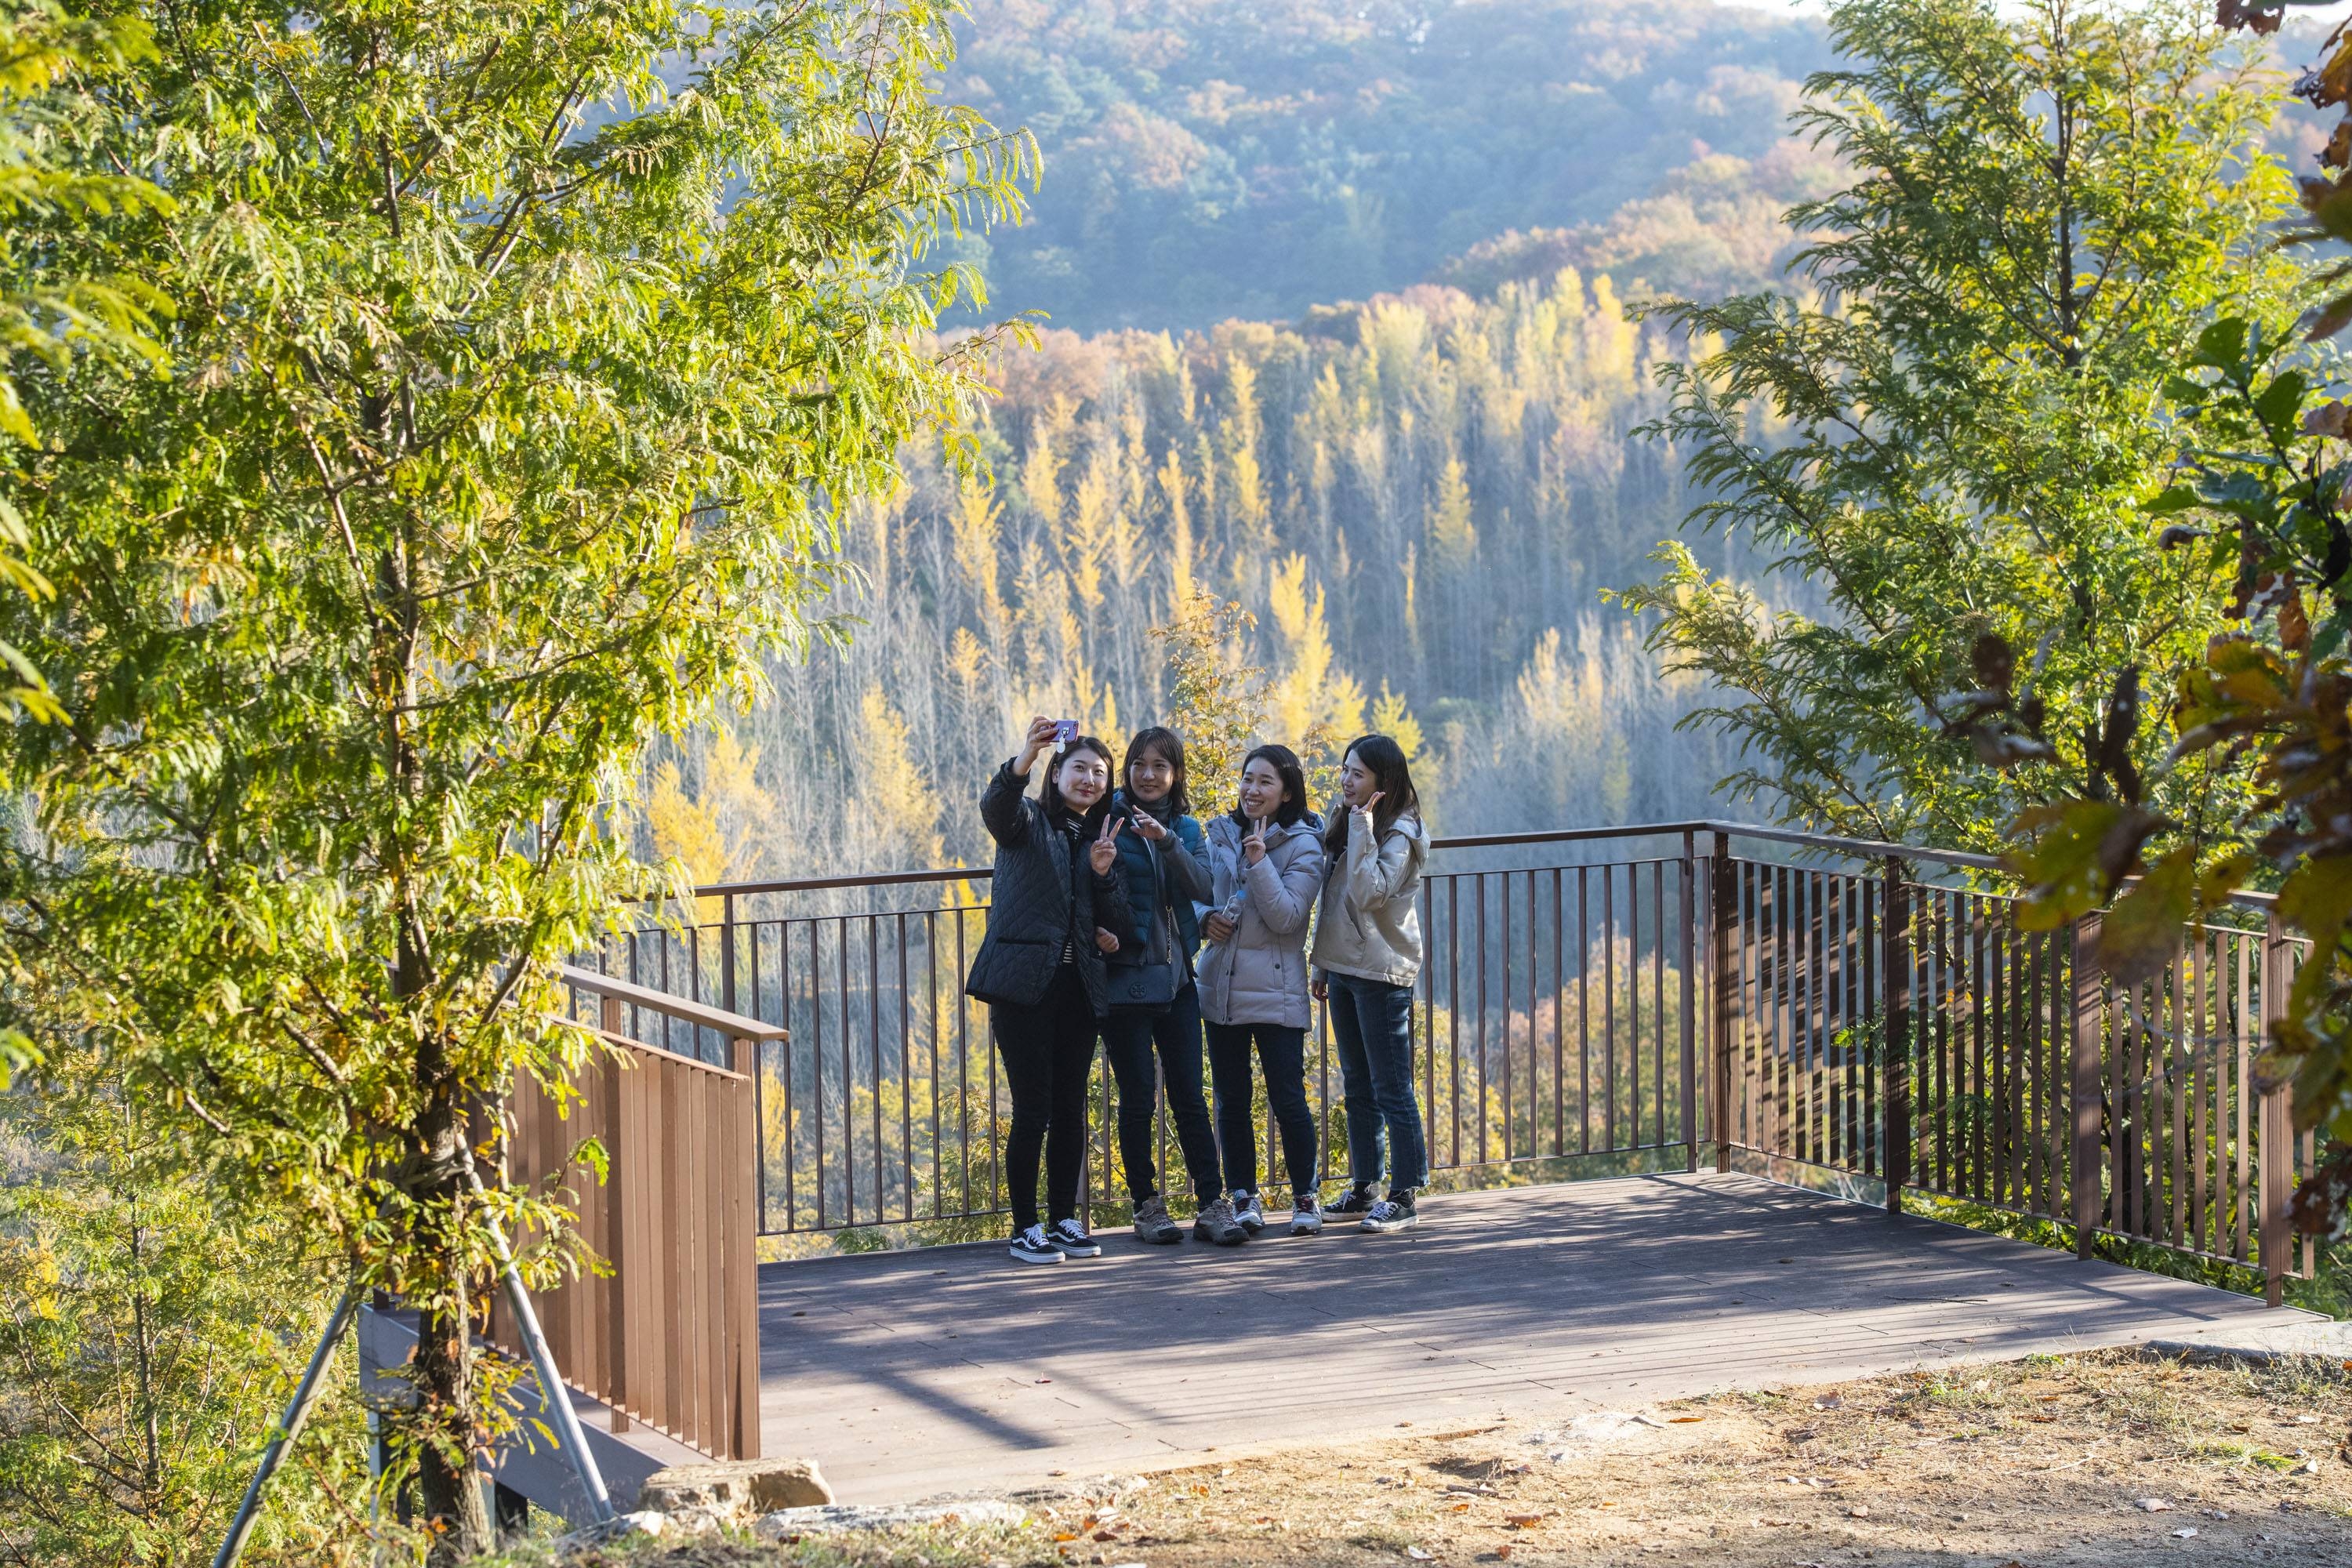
[{"xmin": 1308, "ymin": 808, "xmax": 1428, "ymax": 989}]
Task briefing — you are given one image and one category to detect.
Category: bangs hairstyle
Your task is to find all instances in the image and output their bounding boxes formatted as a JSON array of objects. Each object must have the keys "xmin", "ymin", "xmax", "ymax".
[
  {"xmin": 1324, "ymin": 733, "xmax": 1420, "ymax": 859},
  {"xmin": 1232, "ymin": 743, "xmax": 1308, "ymax": 829},
  {"xmin": 1122, "ymin": 725, "xmax": 1192, "ymax": 815},
  {"xmin": 1040, "ymin": 734, "xmax": 1116, "ymax": 831}
]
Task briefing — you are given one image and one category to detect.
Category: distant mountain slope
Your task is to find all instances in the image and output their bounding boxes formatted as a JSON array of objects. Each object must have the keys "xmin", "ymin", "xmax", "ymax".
[{"xmin": 944, "ymin": 0, "xmax": 1837, "ymax": 333}]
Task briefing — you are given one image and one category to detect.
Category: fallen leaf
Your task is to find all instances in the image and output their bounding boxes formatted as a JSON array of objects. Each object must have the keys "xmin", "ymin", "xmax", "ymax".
[
  {"xmin": 1812, "ymin": 1395, "xmax": 1844, "ymax": 1411},
  {"xmin": 1669, "ymin": 1415, "xmax": 1704, "ymax": 1424},
  {"xmin": 2296, "ymin": 1414, "xmax": 2321, "ymax": 1425},
  {"xmin": 1091, "ymin": 1531, "xmax": 1116, "ymax": 1543},
  {"xmin": 2172, "ymin": 1527, "xmax": 2199, "ymax": 1539},
  {"xmin": 1848, "ymin": 1505, "xmax": 1870, "ymax": 1518},
  {"xmin": 1406, "ymin": 1549, "xmax": 1433, "ymax": 1562},
  {"xmin": 1504, "ymin": 1514, "xmax": 1543, "ymax": 1528},
  {"xmin": 1494, "ymin": 1547, "xmax": 1513, "ymax": 1560},
  {"xmin": 1784, "ymin": 1428, "xmax": 1819, "ymax": 1443},
  {"xmin": 2137, "ymin": 1498, "xmax": 2173, "ymax": 1512},
  {"xmin": 1450, "ymin": 1503, "xmax": 1469, "ymax": 1513},
  {"xmin": 1052, "ymin": 1532, "xmax": 1077, "ymax": 1543}
]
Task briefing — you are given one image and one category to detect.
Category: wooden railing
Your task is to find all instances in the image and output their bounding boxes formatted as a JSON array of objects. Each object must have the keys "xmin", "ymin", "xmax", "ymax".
[{"xmin": 485, "ymin": 966, "xmax": 785, "ymax": 1461}]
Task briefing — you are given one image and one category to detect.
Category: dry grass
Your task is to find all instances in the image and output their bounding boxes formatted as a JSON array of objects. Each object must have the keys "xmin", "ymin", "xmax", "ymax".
[{"xmin": 551, "ymin": 1349, "xmax": 2351, "ymax": 1568}]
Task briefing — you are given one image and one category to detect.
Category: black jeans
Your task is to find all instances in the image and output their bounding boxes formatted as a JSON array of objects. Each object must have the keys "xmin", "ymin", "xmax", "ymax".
[
  {"xmin": 1099, "ymin": 980, "xmax": 1221, "ymax": 1205},
  {"xmin": 1203, "ymin": 1020, "xmax": 1319, "ymax": 1199},
  {"xmin": 991, "ymin": 964, "xmax": 1100, "ymax": 1232}
]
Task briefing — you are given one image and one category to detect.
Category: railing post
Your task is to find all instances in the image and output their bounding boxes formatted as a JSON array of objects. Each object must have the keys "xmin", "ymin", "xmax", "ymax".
[
  {"xmin": 1709, "ymin": 834, "xmax": 1736, "ymax": 1173},
  {"xmin": 1680, "ymin": 830, "xmax": 1698, "ymax": 1173},
  {"xmin": 728, "ymin": 1035, "xmax": 763, "ymax": 1457},
  {"xmin": 720, "ymin": 891, "xmax": 739, "ymax": 1018},
  {"xmin": 2258, "ymin": 913, "xmax": 2291, "ymax": 1308},
  {"xmin": 601, "ymin": 995, "xmax": 633, "ymax": 1433},
  {"xmin": 2071, "ymin": 915, "xmax": 2104, "ymax": 1261},
  {"xmin": 1882, "ymin": 857, "xmax": 1911, "ymax": 1216}
]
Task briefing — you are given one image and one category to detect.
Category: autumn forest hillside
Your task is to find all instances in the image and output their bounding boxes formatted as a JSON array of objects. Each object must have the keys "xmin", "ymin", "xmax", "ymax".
[{"xmin": 638, "ymin": 0, "xmax": 2325, "ymax": 884}]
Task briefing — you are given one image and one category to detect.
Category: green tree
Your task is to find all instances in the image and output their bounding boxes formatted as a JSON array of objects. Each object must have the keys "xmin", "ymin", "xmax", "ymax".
[
  {"xmin": 0, "ymin": 1070, "xmax": 371, "ymax": 1568},
  {"xmin": 0, "ymin": 0, "xmax": 1031, "ymax": 1554},
  {"xmin": 1617, "ymin": 0, "xmax": 2308, "ymax": 854}
]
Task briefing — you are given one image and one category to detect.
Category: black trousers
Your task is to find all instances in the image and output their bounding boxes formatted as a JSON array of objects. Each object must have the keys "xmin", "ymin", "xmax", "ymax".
[
  {"xmin": 1203, "ymin": 1019, "xmax": 1319, "ymax": 1199},
  {"xmin": 991, "ymin": 964, "xmax": 1100, "ymax": 1232},
  {"xmin": 1099, "ymin": 980, "xmax": 1221, "ymax": 1205}
]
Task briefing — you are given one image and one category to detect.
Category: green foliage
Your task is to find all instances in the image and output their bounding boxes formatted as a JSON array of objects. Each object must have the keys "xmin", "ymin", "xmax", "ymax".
[
  {"xmin": 1617, "ymin": 0, "xmax": 2310, "ymax": 854},
  {"xmin": 0, "ymin": 0, "xmax": 1031, "ymax": 1550},
  {"xmin": 0, "ymin": 2, "xmax": 172, "ymax": 735},
  {"xmin": 0, "ymin": 1073, "xmax": 375, "ymax": 1567},
  {"xmin": 945, "ymin": 0, "xmax": 1839, "ymax": 332}
]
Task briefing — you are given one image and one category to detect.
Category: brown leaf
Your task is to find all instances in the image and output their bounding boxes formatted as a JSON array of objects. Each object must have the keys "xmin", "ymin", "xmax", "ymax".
[
  {"xmin": 1504, "ymin": 1515, "xmax": 1544, "ymax": 1528},
  {"xmin": 2281, "ymin": 579, "xmax": 2312, "ymax": 653}
]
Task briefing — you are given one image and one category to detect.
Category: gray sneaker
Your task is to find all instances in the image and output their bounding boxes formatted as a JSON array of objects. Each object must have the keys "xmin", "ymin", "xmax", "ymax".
[
  {"xmin": 1233, "ymin": 1189, "xmax": 1266, "ymax": 1232},
  {"xmin": 1131, "ymin": 1195, "xmax": 1181, "ymax": 1245},
  {"xmin": 1290, "ymin": 1195, "xmax": 1324, "ymax": 1236},
  {"xmin": 1192, "ymin": 1194, "xmax": 1247, "ymax": 1246},
  {"xmin": 1361, "ymin": 1193, "xmax": 1419, "ymax": 1233}
]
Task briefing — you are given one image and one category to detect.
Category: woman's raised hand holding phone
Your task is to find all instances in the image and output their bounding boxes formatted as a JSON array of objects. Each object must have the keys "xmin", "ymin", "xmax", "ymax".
[{"xmin": 1015, "ymin": 714, "xmax": 1058, "ymax": 774}]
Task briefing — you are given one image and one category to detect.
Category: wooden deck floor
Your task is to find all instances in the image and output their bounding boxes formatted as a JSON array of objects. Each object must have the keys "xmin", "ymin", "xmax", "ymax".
[{"xmin": 750, "ymin": 1172, "xmax": 2313, "ymax": 1504}]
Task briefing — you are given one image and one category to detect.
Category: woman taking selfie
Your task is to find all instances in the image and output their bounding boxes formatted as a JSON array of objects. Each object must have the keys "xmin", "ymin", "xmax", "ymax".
[
  {"xmin": 1198, "ymin": 745, "xmax": 1327, "ymax": 1240},
  {"xmin": 1310, "ymin": 735, "xmax": 1431, "ymax": 1233},
  {"xmin": 1099, "ymin": 726, "xmax": 1222, "ymax": 1246},
  {"xmin": 964, "ymin": 716, "xmax": 1127, "ymax": 1265}
]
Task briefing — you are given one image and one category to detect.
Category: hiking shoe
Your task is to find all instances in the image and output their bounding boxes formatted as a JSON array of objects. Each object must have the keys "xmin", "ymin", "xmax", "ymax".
[
  {"xmin": 1192, "ymin": 1194, "xmax": 1247, "ymax": 1246},
  {"xmin": 1131, "ymin": 1196, "xmax": 1181, "ymax": 1246},
  {"xmin": 1326, "ymin": 1183, "xmax": 1377, "ymax": 1216},
  {"xmin": 1360, "ymin": 1194, "xmax": 1419, "ymax": 1233},
  {"xmin": 1290, "ymin": 1196, "xmax": 1324, "ymax": 1236},
  {"xmin": 1233, "ymin": 1189, "xmax": 1266, "ymax": 1232},
  {"xmin": 1011, "ymin": 1224, "xmax": 1065, "ymax": 1265},
  {"xmin": 1047, "ymin": 1218, "xmax": 1102, "ymax": 1258}
]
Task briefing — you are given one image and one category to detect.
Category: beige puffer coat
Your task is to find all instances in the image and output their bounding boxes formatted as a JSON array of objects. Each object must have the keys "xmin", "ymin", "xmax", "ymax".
[
  {"xmin": 1195, "ymin": 813, "xmax": 1326, "ymax": 1029},
  {"xmin": 1308, "ymin": 808, "xmax": 1428, "ymax": 988}
]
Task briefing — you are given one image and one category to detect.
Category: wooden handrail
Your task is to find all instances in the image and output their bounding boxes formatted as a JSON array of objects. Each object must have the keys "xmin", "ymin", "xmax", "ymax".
[
  {"xmin": 541, "ymin": 1014, "xmax": 750, "ymax": 1082},
  {"xmin": 557, "ymin": 964, "xmax": 786, "ymax": 1041}
]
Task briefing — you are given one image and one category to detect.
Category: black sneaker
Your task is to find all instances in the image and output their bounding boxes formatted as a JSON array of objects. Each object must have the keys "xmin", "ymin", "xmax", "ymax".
[
  {"xmin": 1327, "ymin": 1184, "xmax": 1377, "ymax": 1217},
  {"xmin": 1361, "ymin": 1192, "xmax": 1418, "ymax": 1233},
  {"xmin": 1047, "ymin": 1218, "xmax": 1103, "ymax": 1258},
  {"xmin": 1010, "ymin": 1224, "xmax": 1065, "ymax": 1265}
]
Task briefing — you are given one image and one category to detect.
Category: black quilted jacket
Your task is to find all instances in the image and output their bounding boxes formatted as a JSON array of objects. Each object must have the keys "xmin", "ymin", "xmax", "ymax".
[{"xmin": 963, "ymin": 760, "xmax": 1122, "ymax": 1014}]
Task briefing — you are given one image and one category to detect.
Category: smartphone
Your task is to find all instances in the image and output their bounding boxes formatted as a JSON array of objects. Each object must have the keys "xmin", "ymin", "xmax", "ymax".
[{"xmin": 1051, "ymin": 717, "xmax": 1078, "ymax": 753}]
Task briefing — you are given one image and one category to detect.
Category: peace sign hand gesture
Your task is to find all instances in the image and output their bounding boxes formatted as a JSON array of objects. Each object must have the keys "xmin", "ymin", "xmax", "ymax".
[
  {"xmin": 1353, "ymin": 790, "xmax": 1386, "ymax": 818},
  {"xmin": 1089, "ymin": 813, "xmax": 1125, "ymax": 875},
  {"xmin": 1242, "ymin": 817, "xmax": 1269, "ymax": 866}
]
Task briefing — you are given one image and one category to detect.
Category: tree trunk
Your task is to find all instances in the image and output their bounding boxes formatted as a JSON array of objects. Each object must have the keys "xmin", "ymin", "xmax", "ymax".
[{"xmin": 406, "ymin": 1036, "xmax": 493, "ymax": 1563}]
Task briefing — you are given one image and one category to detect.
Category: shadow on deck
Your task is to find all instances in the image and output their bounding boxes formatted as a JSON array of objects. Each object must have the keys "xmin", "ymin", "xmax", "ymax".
[{"xmin": 747, "ymin": 1172, "xmax": 2313, "ymax": 1504}]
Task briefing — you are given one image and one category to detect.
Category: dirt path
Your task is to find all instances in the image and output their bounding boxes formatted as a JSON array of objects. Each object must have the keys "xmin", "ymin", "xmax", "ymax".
[
  {"xmin": 569, "ymin": 1349, "xmax": 2349, "ymax": 1568},
  {"xmin": 1042, "ymin": 1349, "xmax": 2349, "ymax": 1567}
]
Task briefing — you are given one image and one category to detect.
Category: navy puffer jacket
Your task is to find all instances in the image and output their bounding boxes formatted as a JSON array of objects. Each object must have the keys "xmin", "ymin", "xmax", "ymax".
[{"xmin": 1105, "ymin": 788, "xmax": 1211, "ymax": 962}]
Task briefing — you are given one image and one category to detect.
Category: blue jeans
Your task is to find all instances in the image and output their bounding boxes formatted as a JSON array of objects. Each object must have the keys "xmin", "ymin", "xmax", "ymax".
[
  {"xmin": 1099, "ymin": 980, "xmax": 1221, "ymax": 1204},
  {"xmin": 1326, "ymin": 971, "xmax": 1428, "ymax": 1193}
]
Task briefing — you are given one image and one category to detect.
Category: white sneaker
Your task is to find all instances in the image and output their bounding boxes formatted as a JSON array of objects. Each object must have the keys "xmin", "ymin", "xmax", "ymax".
[
  {"xmin": 1047, "ymin": 1218, "xmax": 1103, "ymax": 1258},
  {"xmin": 1233, "ymin": 1189, "xmax": 1266, "ymax": 1233},
  {"xmin": 1290, "ymin": 1196, "xmax": 1323, "ymax": 1236},
  {"xmin": 1011, "ymin": 1224, "xmax": 1065, "ymax": 1265}
]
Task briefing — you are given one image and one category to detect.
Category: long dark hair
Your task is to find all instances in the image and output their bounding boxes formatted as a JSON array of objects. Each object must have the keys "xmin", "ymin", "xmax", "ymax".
[
  {"xmin": 1121, "ymin": 725, "xmax": 1192, "ymax": 816},
  {"xmin": 1232, "ymin": 743, "xmax": 1308, "ymax": 829},
  {"xmin": 1324, "ymin": 734, "xmax": 1420, "ymax": 858},
  {"xmin": 1040, "ymin": 734, "xmax": 1116, "ymax": 833}
]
